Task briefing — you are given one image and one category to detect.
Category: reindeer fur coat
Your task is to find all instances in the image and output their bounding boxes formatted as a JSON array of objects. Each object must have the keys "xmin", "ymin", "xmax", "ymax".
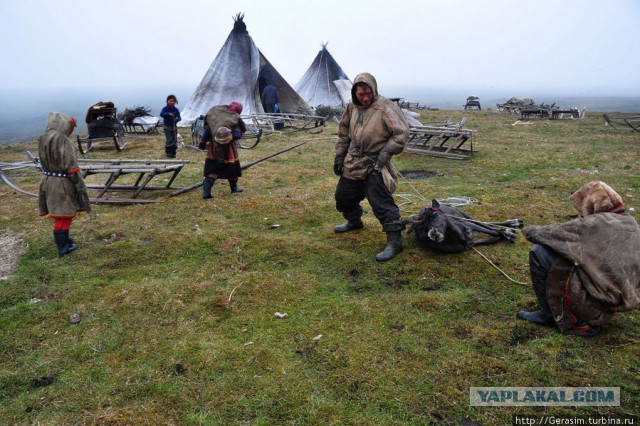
[{"xmin": 524, "ymin": 212, "xmax": 640, "ymax": 334}]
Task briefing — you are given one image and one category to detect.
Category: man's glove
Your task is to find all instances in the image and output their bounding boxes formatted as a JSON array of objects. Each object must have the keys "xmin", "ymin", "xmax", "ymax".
[
  {"xmin": 375, "ymin": 151, "xmax": 392, "ymax": 171},
  {"xmin": 333, "ymin": 156, "xmax": 345, "ymax": 176},
  {"xmin": 198, "ymin": 140, "xmax": 206, "ymax": 150}
]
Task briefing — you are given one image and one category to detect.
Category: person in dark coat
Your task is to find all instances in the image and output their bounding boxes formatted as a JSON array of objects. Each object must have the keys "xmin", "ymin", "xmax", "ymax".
[
  {"xmin": 159, "ymin": 94, "xmax": 181, "ymax": 158},
  {"xmin": 517, "ymin": 181, "xmax": 640, "ymax": 336},
  {"xmin": 261, "ymin": 83, "xmax": 280, "ymax": 113},
  {"xmin": 37, "ymin": 112, "xmax": 91, "ymax": 257},
  {"xmin": 198, "ymin": 102, "xmax": 247, "ymax": 199}
]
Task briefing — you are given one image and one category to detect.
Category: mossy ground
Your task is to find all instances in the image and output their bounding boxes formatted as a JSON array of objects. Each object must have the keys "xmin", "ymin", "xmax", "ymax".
[{"xmin": 1, "ymin": 110, "xmax": 638, "ymax": 424}]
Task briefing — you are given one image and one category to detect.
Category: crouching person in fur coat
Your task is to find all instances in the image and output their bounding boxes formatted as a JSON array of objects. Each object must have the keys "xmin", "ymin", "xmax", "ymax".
[
  {"xmin": 37, "ymin": 112, "xmax": 91, "ymax": 257},
  {"xmin": 517, "ymin": 181, "xmax": 640, "ymax": 336}
]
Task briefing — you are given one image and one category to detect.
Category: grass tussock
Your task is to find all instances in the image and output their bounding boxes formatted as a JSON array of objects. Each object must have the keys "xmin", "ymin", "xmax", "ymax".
[{"xmin": 1, "ymin": 110, "xmax": 639, "ymax": 424}]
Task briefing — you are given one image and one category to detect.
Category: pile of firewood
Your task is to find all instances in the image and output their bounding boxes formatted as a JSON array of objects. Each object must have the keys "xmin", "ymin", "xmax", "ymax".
[{"xmin": 117, "ymin": 106, "xmax": 153, "ymax": 124}]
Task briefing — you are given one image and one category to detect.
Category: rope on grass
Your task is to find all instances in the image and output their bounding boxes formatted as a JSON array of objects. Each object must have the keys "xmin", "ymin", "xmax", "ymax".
[
  {"xmin": 228, "ymin": 282, "xmax": 245, "ymax": 303},
  {"xmin": 471, "ymin": 247, "xmax": 529, "ymax": 286}
]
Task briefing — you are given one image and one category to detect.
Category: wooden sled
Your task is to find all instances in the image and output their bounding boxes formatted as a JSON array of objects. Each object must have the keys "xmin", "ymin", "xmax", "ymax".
[
  {"xmin": 77, "ymin": 134, "xmax": 127, "ymax": 155},
  {"xmin": 77, "ymin": 101, "xmax": 128, "ymax": 154},
  {"xmin": 405, "ymin": 117, "xmax": 477, "ymax": 160},
  {"xmin": 79, "ymin": 158, "xmax": 190, "ymax": 203},
  {"xmin": 603, "ymin": 113, "xmax": 640, "ymax": 131},
  {"xmin": 242, "ymin": 113, "xmax": 327, "ymax": 133}
]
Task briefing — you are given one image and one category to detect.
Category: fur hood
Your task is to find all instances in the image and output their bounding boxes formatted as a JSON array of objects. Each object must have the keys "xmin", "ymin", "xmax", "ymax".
[{"xmin": 350, "ymin": 72, "xmax": 378, "ymax": 106}]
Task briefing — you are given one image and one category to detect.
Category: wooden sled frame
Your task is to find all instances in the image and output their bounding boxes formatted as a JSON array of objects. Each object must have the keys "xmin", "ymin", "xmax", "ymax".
[
  {"xmin": 0, "ymin": 161, "xmax": 39, "ymax": 197},
  {"xmin": 121, "ymin": 122, "xmax": 159, "ymax": 135},
  {"xmin": 77, "ymin": 134, "xmax": 127, "ymax": 155},
  {"xmin": 405, "ymin": 117, "xmax": 477, "ymax": 160},
  {"xmin": 79, "ymin": 158, "xmax": 190, "ymax": 203},
  {"xmin": 241, "ymin": 113, "xmax": 327, "ymax": 133},
  {"xmin": 603, "ymin": 113, "xmax": 640, "ymax": 131}
]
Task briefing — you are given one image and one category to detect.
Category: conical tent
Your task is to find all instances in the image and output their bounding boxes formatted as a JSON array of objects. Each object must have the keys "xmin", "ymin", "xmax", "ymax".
[
  {"xmin": 295, "ymin": 44, "xmax": 351, "ymax": 108},
  {"xmin": 181, "ymin": 14, "xmax": 311, "ymax": 125}
]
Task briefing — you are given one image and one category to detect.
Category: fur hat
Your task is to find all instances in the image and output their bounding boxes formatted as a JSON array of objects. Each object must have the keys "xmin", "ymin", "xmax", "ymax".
[
  {"xmin": 214, "ymin": 126, "xmax": 233, "ymax": 145},
  {"xmin": 569, "ymin": 181, "xmax": 623, "ymax": 217}
]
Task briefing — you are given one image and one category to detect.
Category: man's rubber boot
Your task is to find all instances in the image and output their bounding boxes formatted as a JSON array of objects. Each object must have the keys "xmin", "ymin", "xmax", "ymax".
[
  {"xmin": 202, "ymin": 177, "xmax": 215, "ymax": 199},
  {"xmin": 334, "ymin": 218, "xmax": 364, "ymax": 233},
  {"xmin": 54, "ymin": 230, "xmax": 78, "ymax": 258},
  {"xmin": 230, "ymin": 180, "xmax": 244, "ymax": 193},
  {"xmin": 375, "ymin": 231, "xmax": 403, "ymax": 262},
  {"xmin": 516, "ymin": 310, "xmax": 555, "ymax": 327}
]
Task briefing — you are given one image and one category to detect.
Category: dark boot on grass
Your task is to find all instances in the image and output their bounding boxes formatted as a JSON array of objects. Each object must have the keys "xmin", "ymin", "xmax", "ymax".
[
  {"xmin": 230, "ymin": 180, "xmax": 244, "ymax": 193},
  {"xmin": 53, "ymin": 230, "xmax": 77, "ymax": 258},
  {"xmin": 375, "ymin": 231, "xmax": 403, "ymax": 262},
  {"xmin": 202, "ymin": 177, "xmax": 215, "ymax": 199},
  {"xmin": 375, "ymin": 221, "xmax": 405, "ymax": 262},
  {"xmin": 334, "ymin": 218, "xmax": 364, "ymax": 233},
  {"xmin": 516, "ymin": 310, "xmax": 555, "ymax": 327}
]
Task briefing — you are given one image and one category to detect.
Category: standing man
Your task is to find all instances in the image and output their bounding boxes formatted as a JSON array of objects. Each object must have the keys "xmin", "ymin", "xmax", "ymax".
[
  {"xmin": 261, "ymin": 82, "xmax": 280, "ymax": 113},
  {"xmin": 333, "ymin": 72, "xmax": 410, "ymax": 262}
]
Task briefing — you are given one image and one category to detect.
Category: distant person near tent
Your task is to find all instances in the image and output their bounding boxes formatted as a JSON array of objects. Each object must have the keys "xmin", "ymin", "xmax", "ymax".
[
  {"xmin": 37, "ymin": 112, "xmax": 91, "ymax": 257},
  {"xmin": 160, "ymin": 95, "xmax": 181, "ymax": 158},
  {"xmin": 333, "ymin": 72, "xmax": 410, "ymax": 262},
  {"xmin": 198, "ymin": 102, "xmax": 247, "ymax": 199},
  {"xmin": 517, "ymin": 181, "xmax": 640, "ymax": 336},
  {"xmin": 261, "ymin": 82, "xmax": 280, "ymax": 113}
]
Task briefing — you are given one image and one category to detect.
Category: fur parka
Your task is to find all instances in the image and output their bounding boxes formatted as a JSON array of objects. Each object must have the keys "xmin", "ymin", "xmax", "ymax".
[{"xmin": 37, "ymin": 112, "xmax": 84, "ymax": 218}]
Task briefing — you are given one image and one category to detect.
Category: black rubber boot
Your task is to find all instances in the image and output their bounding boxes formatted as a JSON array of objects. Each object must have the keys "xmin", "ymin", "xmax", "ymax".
[
  {"xmin": 516, "ymin": 310, "xmax": 555, "ymax": 327},
  {"xmin": 334, "ymin": 218, "xmax": 364, "ymax": 233},
  {"xmin": 229, "ymin": 180, "xmax": 244, "ymax": 193},
  {"xmin": 375, "ymin": 231, "xmax": 403, "ymax": 262},
  {"xmin": 53, "ymin": 230, "xmax": 78, "ymax": 258},
  {"xmin": 202, "ymin": 177, "xmax": 215, "ymax": 199}
]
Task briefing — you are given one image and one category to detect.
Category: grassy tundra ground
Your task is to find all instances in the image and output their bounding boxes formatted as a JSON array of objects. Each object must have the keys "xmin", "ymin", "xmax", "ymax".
[{"xmin": 1, "ymin": 110, "xmax": 639, "ymax": 425}]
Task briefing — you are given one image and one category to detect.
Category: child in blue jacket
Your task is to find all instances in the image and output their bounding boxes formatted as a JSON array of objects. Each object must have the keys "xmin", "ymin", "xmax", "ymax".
[{"xmin": 160, "ymin": 95, "xmax": 181, "ymax": 158}]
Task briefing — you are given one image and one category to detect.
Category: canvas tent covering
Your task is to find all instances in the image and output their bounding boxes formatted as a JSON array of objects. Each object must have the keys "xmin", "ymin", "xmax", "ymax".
[
  {"xmin": 180, "ymin": 14, "xmax": 311, "ymax": 125},
  {"xmin": 295, "ymin": 44, "xmax": 351, "ymax": 108}
]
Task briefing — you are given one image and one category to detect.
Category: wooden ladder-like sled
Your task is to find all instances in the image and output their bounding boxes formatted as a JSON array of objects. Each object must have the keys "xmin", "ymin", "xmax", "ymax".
[
  {"xmin": 79, "ymin": 158, "xmax": 190, "ymax": 203},
  {"xmin": 405, "ymin": 117, "xmax": 477, "ymax": 160}
]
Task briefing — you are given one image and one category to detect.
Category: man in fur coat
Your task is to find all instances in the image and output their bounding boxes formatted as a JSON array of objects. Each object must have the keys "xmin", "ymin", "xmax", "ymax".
[
  {"xmin": 517, "ymin": 181, "xmax": 640, "ymax": 336},
  {"xmin": 333, "ymin": 72, "xmax": 409, "ymax": 262}
]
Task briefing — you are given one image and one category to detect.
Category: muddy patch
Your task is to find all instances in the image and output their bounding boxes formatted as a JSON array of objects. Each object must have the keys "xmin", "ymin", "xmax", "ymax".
[{"xmin": 400, "ymin": 170, "xmax": 442, "ymax": 179}]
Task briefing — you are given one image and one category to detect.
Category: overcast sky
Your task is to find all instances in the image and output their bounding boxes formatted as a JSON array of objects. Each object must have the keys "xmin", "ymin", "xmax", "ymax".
[{"xmin": 1, "ymin": 0, "xmax": 639, "ymax": 97}]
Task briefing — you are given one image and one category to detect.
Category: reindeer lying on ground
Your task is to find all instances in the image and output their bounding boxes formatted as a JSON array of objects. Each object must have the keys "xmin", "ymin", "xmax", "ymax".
[{"xmin": 406, "ymin": 199, "xmax": 523, "ymax": 253}]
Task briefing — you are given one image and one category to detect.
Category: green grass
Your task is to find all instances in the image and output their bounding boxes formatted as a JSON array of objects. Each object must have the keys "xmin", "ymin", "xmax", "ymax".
[{"xmin": 1, "ymin": 111, "xmax": 639, "ymax": 424}]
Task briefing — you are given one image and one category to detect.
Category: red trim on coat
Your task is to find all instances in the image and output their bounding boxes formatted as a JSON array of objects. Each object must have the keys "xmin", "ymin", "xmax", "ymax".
[
  {"xmin": 68, "ymin": 167, "xmax": 80, "ymax": 174},
  {"xmin": 562, "ymin": 267, "xmax": 593, "ymax": 334},
  {"xmin": 608, "ymin": 204, "xmax": 626, "ymax": 215}
]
